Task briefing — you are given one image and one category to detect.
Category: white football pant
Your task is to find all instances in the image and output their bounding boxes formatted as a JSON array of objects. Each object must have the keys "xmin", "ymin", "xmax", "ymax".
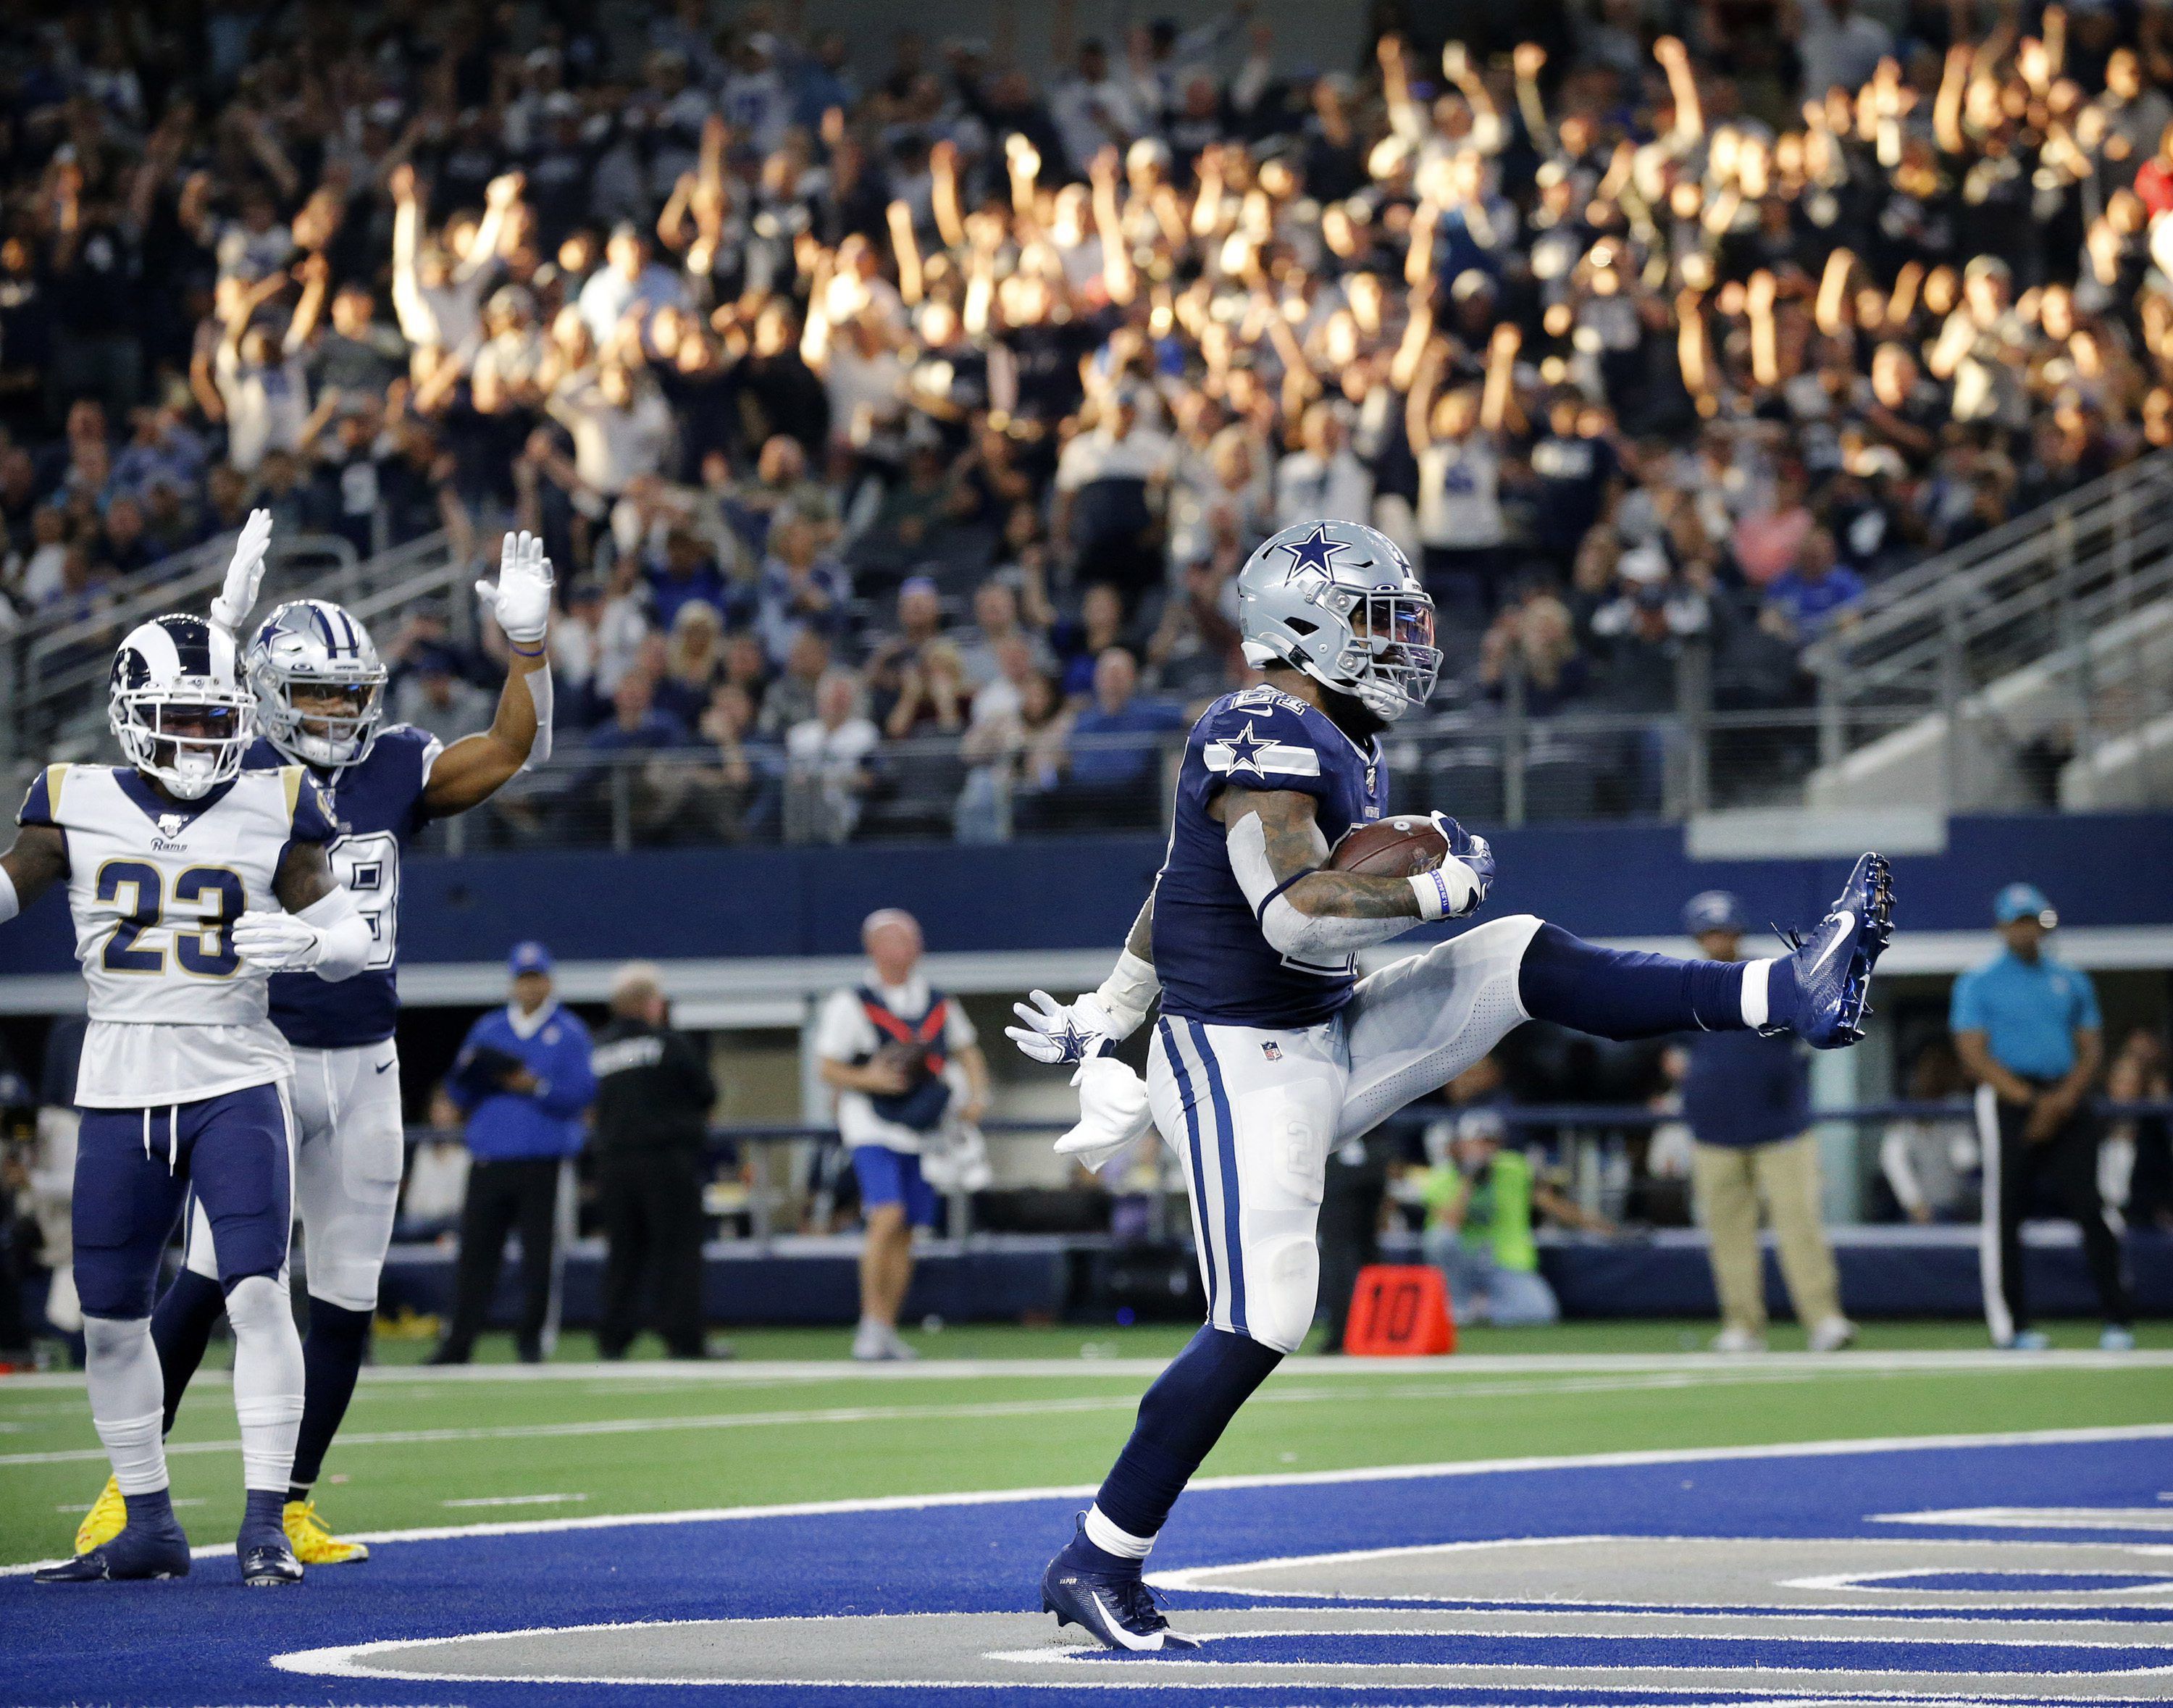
[
  {"xmin": 185, "ymin": 1042, "xmax": 406, "ymax": 1313},
  {"xmin": 1147, "ymin": 915, "xmax": 1544, "ymax": 1354}
]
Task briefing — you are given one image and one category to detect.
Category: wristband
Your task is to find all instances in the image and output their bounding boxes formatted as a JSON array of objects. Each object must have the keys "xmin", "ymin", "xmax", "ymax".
[
  {"xmin": 1410, "ymin": 866, "xmax": 1464, "ymax": 922},
  {"xmin": 1093, "ymin": 949, "xmax": 1161, "ymax": 1037}
]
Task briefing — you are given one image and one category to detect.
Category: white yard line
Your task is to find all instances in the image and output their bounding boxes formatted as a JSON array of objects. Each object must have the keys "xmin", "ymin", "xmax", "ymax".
[
  {"xmin": 5, "ymin": 1346, "xmax": 2166, "ymax": 1397},
  {"xmin": 0, "ymin": 1362, "xmax": 2041, "ymax": 1468},
  {"xmin": 6, "ymin": 1421, "xmax": 2169, "ymax": 1577}
]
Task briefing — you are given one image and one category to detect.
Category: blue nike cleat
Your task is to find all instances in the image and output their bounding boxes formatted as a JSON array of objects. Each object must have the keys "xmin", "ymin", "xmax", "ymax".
[
  {"xmin": 35, "ymin": 1512, "xmax": 192, "ymax": 1583},
  {"xmin": 238, "ymin": 1539, "xmax": 304, "ymax": 1586},
  {"xmin": 1041, "ymin": 1515, "xmax": 1197, "ymax": 1653},
  {"xmin": 238, "ymin": 1490, "xmax": 303, "ymax": 1586},
  {"xmin": 1766, "ymin": 853, "xmax": 1895, "ymax": 1049}
]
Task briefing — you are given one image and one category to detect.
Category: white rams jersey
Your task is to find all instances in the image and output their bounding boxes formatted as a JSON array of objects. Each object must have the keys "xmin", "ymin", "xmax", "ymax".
[{"xmin": 20, "ymin": 762, "xmax": 340, "ymax": 1108}]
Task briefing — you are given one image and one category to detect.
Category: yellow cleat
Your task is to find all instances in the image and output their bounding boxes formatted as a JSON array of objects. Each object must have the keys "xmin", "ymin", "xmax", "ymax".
[
  {"xmin": 283, "ymin": 1498, "xmax": 370, "ymax": 1565},
  {"xmin": 75, "ymin": 1474, "xmax": 125, "ymax": 1554}
]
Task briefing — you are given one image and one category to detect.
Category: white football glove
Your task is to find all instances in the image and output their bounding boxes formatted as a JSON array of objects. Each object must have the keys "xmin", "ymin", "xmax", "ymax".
[
  {"xmin": 1409, "ymin": 811, "xmax": 1497, "ymax": 921},
  {"xmin": 475, "ymin": 530, "xmax": 554, "ymax": 646},
  {"xmin": 208, "ymin": 509, "xmax": 275, "ymax": 635},
  {"xmin": 1053, "ymin": 1055, "xmax": 1155, "ymax": 1172},
  {"xmin": 231, "ymin": 910, "xmax": 325, "ymax": 972},
  {"xmin": 1005, "ymin": 989, "xmax": 1117, "ymax": 1066}
]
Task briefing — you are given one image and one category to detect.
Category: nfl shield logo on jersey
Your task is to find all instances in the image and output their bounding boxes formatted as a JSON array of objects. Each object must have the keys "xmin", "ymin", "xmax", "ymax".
[{"xmin": 1261, "ymin": 1041, "xmax": 1282, "ymax": 1060}]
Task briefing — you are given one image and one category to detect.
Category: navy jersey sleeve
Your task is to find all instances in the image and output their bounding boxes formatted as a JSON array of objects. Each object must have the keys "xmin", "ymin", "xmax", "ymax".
[
  {"xmin": 284, "ymin": 769, "xmax": 342, "ymax": 844},
  {"xmin": 380, "ymin": 724, "xmax": 446, "ymax": 836},
  {"xmin": 1192, "ymin": 691, "xmax": 1337, "ymax": 803}
]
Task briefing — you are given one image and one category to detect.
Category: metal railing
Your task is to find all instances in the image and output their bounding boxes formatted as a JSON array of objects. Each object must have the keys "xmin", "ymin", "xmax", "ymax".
[
  {"xmin": 2, "ymin": 529, "xmax": 471, "ymax": 782},
  {"xmin": 1807, "ymin": 450, "xmax": 2173, "ymax": 811},
  {"xmin": 435, "ymin": 685, "xmax": 1923, "ymax": 853}
]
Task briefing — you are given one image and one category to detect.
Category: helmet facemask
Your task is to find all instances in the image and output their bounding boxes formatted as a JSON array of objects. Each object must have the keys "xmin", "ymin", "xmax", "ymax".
[
  {"xmin": 259, "ymin": 670, "xmax": 386, "ymax": 769},
  {"xmin": 112, "ymin": 685, "xmax": 254, "ymax": 799},
  {"xmin": 1320, "ymin": 584, "xmax": 1442, "ymax": 722}
]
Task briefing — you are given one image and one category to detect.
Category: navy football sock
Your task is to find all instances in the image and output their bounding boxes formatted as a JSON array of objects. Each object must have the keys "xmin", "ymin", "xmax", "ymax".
[
  {"xmin": 240, "ymin": 1486, "xmax": 285, "ymax": 1542},
  {"xmin": 290, "ymin": 1298, "xmax": 373, "ymax": 1496},
  {"xmin": 1094, "ymin": 1326, "xmax": 1284, "ymax": 1542},
  {"xmin": 1517, "ymin": 921, "xmax": 1749, "ymax": 1039},
  {"xmin": 124, "ymin": 1486, "xmax": 176, "ymax": 1529},
  {"xmin": 150, "ymin": 1268, "xmax": 228, "ymax": 1436}
]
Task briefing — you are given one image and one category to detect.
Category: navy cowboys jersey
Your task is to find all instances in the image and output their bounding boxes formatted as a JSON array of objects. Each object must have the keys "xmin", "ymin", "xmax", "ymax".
[
  {"xmin": 246, "ymin": 726, "xmax": 440, "ymax": 1049},
  {"xmin": 1152, "ymin": 687, "xmax": 1386, "ymax": 1028}
]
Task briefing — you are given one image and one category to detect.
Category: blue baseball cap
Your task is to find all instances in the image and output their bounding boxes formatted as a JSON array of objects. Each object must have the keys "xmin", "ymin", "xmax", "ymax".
[
  {"xmin": 1994, "ymin": 883, "xmax": 2057, "ymax": 927},
  {"xmin": 1683, "ymin": 889, "xmax": 1747, "ymax": 935},
  {"xmin": 508, "ymin": 940, "xmax": 554, "ymax": 976}
]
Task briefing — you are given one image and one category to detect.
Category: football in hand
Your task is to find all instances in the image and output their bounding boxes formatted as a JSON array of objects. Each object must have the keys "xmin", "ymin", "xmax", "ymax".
[{"xmin": 1327, "ymin": 816, "xmax": 1449, "ymax": 877}]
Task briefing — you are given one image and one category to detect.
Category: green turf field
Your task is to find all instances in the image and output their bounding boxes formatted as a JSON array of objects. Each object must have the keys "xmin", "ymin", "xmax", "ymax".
[{"xmin": 4, "ymin": 1320, "xmax": 2169, "ymax": 1568}]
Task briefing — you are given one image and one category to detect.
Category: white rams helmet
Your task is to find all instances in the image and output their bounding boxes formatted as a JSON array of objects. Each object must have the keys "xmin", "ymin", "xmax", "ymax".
[{"xmin": 108, "ymin": 614, "xmax": 256, "ymax": 799}]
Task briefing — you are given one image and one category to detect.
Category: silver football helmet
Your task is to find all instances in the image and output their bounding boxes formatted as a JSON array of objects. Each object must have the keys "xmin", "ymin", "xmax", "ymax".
[
  {"xmin": 1236, "ymin": 520, "xmax": 1441, "ymax": 721},
  {"xmin": 109, "ymin": 614, "xmax": 255, "ymax": 798},
  {"xmin": 247, "ymin": 598, "xmax": 388, "ymax": 770}
]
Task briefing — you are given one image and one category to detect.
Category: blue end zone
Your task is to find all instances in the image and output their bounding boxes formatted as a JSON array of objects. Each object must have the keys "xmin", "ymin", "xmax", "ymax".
[{"xmin": 6, "ymin": 1431, "xmax": 2171, "ymax": 1706}]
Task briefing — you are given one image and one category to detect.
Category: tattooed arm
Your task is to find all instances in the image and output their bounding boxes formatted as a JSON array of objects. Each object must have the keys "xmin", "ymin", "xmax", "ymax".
[{"xmin": 1219, "ymin": 788, "xmax": 1428, "ymax": 960}]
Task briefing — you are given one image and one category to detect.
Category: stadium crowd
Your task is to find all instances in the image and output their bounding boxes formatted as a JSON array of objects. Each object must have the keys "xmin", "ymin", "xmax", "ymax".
[{"xmin": 3, "ymin": 0, "xmax": 2172, "ymax": 839}]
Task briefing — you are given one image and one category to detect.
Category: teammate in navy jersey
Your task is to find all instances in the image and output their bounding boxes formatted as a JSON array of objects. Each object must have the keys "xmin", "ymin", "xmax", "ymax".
[
  {"xmin": 71, "ymin": 528, "xmax": 558, "ymax": 1569},
  {"xmin": 1010, "ymin": 519, "xmax": 1896, "ymax": 1652}
]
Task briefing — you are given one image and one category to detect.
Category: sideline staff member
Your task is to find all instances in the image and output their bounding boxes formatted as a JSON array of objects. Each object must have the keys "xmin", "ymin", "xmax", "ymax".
[
  {"xmin": 1952, "ymin": 883, "xmax": 2132, "ymax": 1352},
  {"xmin": 1680, "ymin": 890, "xmax": 1856, "ymax": 1355},
  {"xmin": 592, "ymin": 962, "xmax": 721, "ymax": 1360},
  {"xmin": 430, "ymin": 942, "xmax": 596, "ymax": 1365},
  {"xmin": 815, "ymin": 909, "xmax": 989, "ymax": 1362}
]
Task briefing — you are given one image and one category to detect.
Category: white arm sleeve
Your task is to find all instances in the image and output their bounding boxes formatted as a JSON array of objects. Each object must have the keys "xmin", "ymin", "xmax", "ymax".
[
  {"xmin": 294, "ymin": 887, "xmax": 372, "ymax": 983},
  {"xmin": 523, "ymin": 659, "xmax": 553, "ymax": 767},
  {"xmin": 1226, "ymin": 811, "xmax": 1422, "ymax": 960},
  {"xmin": 0, "ymin": 865, "xmax": 17, "ymax": 925}
]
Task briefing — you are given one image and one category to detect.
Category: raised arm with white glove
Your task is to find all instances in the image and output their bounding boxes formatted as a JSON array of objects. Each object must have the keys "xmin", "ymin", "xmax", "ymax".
[
  {"xmin": 232, "ymin": 887, "xmax": 372, "ymax": 981},
  {"xmin": 208, "ymin": 508, "xmax": 275, "ymax": 637},
  {"xmin": 474, "ymin": 529, "xmax": 556, "ymax": 763}
]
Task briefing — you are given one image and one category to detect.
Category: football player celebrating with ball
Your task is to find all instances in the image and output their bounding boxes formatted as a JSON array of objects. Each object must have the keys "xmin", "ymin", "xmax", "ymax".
[
  {"xmin": 1013, "ymin": 519, "xmax": 1895, "ymax": 1652},
  {"xmin": 68, "ymin": 517, "xmax": 558, "ymax": 1570}
]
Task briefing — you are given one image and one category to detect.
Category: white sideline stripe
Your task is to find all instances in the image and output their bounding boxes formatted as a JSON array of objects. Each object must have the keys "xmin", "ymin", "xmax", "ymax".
[
  {"xmin": 8, "ymin": 1423, "xmax": 2171, "ymax": 1579},
  {"xmin": 272, "ymin": 1612, "xmax": 2173, "ymax": 1691},
  {"xmin": 5, "ymin": 1347, "xmax": 2166, "ymax": 1393},
  {"xmin": 1150, "ymin": 1535, "xmax": 2173, "ymax": 1609},
  {"xmin": 1874, "ymin": 1508, "xmax": 2173, "ymax": 1533},
  {"xmin": 0, "ymin": 1362, "xmax": 2076, "ymax": 1468},
  {"xmin": 442, "ymin": 1492, "xmax": 589, "ymax": 1509}
]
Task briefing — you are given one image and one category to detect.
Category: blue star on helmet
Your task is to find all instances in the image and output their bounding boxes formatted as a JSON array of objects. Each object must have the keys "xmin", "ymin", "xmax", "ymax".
[
  {"xmin": 1222, "ymin": 721, "xmax": 1273, "ymax": 777},
  {"xmin": 1276, "ymin": 524, "xmax": 1347, "ymax": 579}
]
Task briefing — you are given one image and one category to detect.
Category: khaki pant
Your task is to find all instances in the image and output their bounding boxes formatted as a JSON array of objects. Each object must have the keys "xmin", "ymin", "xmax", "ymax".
[{"xmin": 1691, "ymin": 1135, "xmax": 1842, "ymax": 1334}]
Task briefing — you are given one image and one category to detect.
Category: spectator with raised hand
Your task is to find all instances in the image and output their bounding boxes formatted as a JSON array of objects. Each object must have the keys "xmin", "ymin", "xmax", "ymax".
[{"xmin": 753, "ymin": 511, "xmax": 850, "ymax": 669}]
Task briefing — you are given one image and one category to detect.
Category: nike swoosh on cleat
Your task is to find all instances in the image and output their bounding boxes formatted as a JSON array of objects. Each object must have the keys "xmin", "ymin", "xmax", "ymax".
[
  {"xmin": 1086, "ymin": 1589, "xmax": 1161, "ymax": 1650},
  {"xmin": 1806, "ymin": 911, "xmax": 1855, "ymax": 979}
]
